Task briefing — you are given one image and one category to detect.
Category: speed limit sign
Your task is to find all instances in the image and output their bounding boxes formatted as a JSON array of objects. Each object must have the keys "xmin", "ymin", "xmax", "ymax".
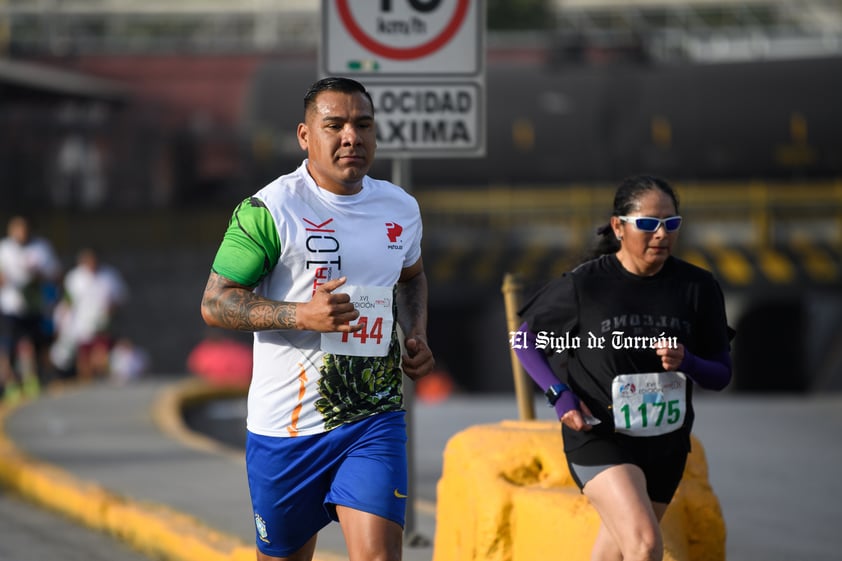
[
  {"xmin": 321, "ymin": 0, "xmax": 486, "ymax": 157},
  {"xmin": 322, "ymin": 0, "xmax": 483, "ymax": 76}
]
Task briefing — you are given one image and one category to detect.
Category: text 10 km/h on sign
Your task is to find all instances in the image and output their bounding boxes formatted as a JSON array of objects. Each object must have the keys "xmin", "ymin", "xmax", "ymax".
[
  {"xmin": 323, "ymin": 0, "xmax": 481, "ymax": 76},
  {"xmin": 368, "ymin": 83, "xmax": 482, "ymax": 156}
]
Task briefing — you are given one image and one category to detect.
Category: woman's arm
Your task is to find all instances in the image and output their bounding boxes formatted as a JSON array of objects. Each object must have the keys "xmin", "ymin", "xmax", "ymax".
[
  {"xmin": 513, "ymin": 322, "xmax": 581, "ymax": 419},
  {"xmin": 657, "ymin": 342, "xmax": 732, "ymax": 391},
  {"xmin": 679, "ymin": 348, "xmax": 732, "ymax": 391}
]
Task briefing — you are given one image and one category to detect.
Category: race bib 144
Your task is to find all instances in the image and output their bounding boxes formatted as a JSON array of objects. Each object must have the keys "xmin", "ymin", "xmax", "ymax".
[{"xmin": 321, "ymin": 285, "xmax": 393, "ymax": 357}]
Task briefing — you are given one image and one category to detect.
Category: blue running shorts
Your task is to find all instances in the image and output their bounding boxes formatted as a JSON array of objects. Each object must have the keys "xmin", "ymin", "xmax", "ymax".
[{"xmin": 246, "ymin": 410, "xmax": 408, "ymax": 557}]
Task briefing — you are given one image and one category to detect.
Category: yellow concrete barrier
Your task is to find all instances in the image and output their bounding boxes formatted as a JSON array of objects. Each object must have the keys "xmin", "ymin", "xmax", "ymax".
[{"xmin": 433, "ymin": 420, "xmax": 725, "ymax": 561}]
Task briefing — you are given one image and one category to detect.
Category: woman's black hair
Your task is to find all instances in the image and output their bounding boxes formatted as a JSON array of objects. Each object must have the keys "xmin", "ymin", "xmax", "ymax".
[{"xmin": 588, "ymin": 175, "xmax": 680, "ymax": 258}]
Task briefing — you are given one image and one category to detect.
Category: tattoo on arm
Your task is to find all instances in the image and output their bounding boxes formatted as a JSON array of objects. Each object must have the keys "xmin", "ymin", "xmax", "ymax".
[
  {"xmin": 202, "ymin": 272, "xmax": 297, "ymax": 331},
  {"xmin": 396, "ymin": 271, "xmax": 428, "ymax": 338}
]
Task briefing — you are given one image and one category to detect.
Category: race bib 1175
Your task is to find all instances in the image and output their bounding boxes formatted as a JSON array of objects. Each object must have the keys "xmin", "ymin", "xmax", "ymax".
[{"xmin": 611, "ymin": 372, "xmax": 687, "ymax": 437}]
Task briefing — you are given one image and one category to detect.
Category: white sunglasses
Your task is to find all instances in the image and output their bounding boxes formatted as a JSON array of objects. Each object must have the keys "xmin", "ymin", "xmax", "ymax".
[{"xmin": 618, "ymin": 215, "xmax": 683, "ymax": 233}]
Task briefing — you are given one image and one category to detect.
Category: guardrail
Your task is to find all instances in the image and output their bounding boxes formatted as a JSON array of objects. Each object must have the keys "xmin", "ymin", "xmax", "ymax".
[{"xmin": 416, "ymin": 179, "xmax": 842, "ymax": 251}]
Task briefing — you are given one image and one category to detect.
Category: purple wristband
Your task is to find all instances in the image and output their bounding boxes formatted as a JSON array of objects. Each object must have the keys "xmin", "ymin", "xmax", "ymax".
[
  {"xmin": 553, "ymin": 390, "xmax": 580, "ymax": 419},
  {"xmin": 678, "ymin": 348, "xmax": 732, "ymax": 391}
]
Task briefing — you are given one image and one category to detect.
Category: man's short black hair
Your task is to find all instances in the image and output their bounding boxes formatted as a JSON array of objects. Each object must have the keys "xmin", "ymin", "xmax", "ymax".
[{"xmin": 303, "ymin": 76, "xmax": 374, "ymax": 117}]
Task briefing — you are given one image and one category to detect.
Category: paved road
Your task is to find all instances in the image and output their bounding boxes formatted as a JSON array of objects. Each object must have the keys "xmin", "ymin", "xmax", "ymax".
[
  {"xmin": 1, "ymin": 379, "xmax": 436, "ymax": 561},
  {"xmin": 0, "ymin": 488, "xmax": 153, "ymax": 561},
  {"xmin": 190, "ymin": 388, "xmax": 842, "ymax": 561},
  {"xmin": 690, "ymin": 392, "xmax": 842, "ymax": 560},
  {"xmin": 3, "ymin": 378, "xmax": 842, "ymax": 560}
]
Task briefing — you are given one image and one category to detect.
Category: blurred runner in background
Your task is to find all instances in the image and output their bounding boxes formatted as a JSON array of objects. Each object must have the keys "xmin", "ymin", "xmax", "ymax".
[{"xmin": 0, "ymin": 215, "xmax": 61, "ymax": 401}]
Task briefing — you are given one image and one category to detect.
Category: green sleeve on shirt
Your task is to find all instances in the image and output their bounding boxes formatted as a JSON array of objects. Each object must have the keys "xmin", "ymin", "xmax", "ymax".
[{"xmin": 211, "ymin": 197, "xmax": 281, "ymax": 287}]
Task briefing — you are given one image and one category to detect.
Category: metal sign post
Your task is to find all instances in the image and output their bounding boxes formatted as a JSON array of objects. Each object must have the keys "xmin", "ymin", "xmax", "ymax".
[{"xmin": 392, "ymin": 155, "xmax": 429, "ymax": 545}]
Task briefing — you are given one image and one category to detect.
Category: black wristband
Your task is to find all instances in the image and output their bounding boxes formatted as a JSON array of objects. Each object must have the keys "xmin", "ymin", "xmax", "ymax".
[{"xmin": 544, "ymin": 383, "xmax": 570, "ymax": 406}]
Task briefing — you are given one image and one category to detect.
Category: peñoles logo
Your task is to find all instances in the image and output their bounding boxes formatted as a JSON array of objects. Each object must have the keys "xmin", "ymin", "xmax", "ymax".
[
  {"xmin": 619, "ymin": 382, "xmax": 636, "ymax": 395},
  {"xmin": 385, "ymin": 222, "xmax": 402, "ymax": 243}
]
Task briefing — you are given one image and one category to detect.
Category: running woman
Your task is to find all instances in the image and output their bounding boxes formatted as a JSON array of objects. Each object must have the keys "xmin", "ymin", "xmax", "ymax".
[{"xmin": 515, "ymin": 175, "xmax": 733, "ymax": 561}]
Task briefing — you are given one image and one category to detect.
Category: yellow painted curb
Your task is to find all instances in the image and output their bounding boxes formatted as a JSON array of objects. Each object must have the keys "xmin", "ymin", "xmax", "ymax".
[
  {"xmin": 433, "ymin": 420, "xmax": 726, "ymax": 561},
  {"xmin": 0, "ymin": 394, "xmax": 246, "ymax": 561},
  {"xmin": 0, "ymin": 379, "xmax": 343, "ymax": 561},
  {"xmin": 153, "ymin": 378, "xmax": 249, "ymax": 462}
]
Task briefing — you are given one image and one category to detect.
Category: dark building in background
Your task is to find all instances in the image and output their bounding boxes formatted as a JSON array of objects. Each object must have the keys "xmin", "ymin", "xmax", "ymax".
[{"xmin": 1, "ymin": 1, "xmax": 841, "ymax": 393}]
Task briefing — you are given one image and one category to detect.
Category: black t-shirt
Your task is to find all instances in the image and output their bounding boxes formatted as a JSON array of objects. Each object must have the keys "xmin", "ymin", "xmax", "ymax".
[{"xmin": 519, "ymin": 254, "xmax": 731, "ymax": 453}]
